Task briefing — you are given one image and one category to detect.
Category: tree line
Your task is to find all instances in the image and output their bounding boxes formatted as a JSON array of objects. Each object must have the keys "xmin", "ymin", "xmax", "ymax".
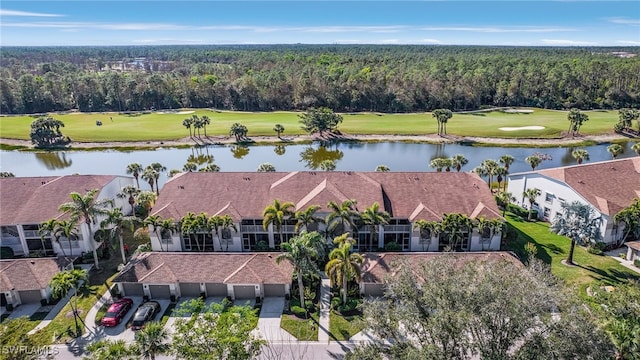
[{"xmin": 1, "ymin": 45, "xmax": 639, "ymax": 115}]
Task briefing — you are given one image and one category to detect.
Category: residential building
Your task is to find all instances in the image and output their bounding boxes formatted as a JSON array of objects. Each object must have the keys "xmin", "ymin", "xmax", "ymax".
[
  {"xmin": 507, "ymin": 158, "xmax": 640, "ymax": 244},
  {"xmin": 0, "ymin": 257, "xmax": 74, "ymax": 308},
  {"xmin": 0, "ymin": 175, "xmax": 134, "ymax": 258},
  {"xmin": 148, "ymin": 171, "xmax": 503, "ymax": 253}
]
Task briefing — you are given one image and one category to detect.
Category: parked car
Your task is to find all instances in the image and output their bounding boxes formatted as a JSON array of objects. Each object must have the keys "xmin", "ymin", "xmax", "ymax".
[
  {"xmin": 131, "ymin": 301, "xmax": 161, "ymax": 330},
  {"xmin": 101, "ymin": 298, "xmax": 134, "ymax": 327}
]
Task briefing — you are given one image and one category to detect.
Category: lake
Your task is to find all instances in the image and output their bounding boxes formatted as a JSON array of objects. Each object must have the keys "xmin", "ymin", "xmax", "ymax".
[{"xmin": 0, "ymin": 141, "xmax": 636, "ymax": 190}]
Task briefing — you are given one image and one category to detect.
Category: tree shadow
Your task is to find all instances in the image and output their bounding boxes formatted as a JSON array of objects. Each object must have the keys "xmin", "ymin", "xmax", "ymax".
[
  {"xmin": 578, "ymin": 264, "xmax": 639, "ymax": 285},
  {"xmin": 504, "ymin": 222, "xmax": 553, "ymax": 265}
]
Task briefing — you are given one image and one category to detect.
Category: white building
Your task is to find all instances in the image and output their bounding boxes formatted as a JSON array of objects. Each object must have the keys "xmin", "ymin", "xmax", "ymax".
[{"xmin": 507, "ymin": 158, "xmax": 640, "ymax": 244}]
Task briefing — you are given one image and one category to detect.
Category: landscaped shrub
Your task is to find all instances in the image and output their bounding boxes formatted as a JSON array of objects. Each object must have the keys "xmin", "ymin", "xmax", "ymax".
[
  {"xmin": 384, "ymin": 241, "xmax": 402, "ymax": 251},
  {"xmin": 255, "ymin": 240, "xmax": 269, "ymax": 251},
  {"xmin": 304, "ymin": 300, "xmax": 314, "ymax": 311},
  {"xmin": 0, "ymin": 246, "xmax": 14, "ymax": 259},
  {"xmin": 291, "ymin": 305, "xmax": 307, "ymax": 318},
  {"xmin": 337, "ymin": 298, "xmax": 362, "ymax": 315},
  {"xmin": 587, "ymin": 246, "xmax": 604, "ymax": 255},
  {"xmin": 634, "ymin": 259, "xmax": 640, "ymax": 267},
  {"xmin": 507, "ymin": 204, "xmax": 537, "ymax": 220}
]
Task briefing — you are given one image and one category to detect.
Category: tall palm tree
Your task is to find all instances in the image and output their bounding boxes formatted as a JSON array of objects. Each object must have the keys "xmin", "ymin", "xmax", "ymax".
[
  {"xmin": 429, "ymin": 157, "xmax": 451, "ymax": 172},
  {"xmin": 217, "ymin": 215, "xmax": 237, "ymax": 252},
  {"xmin": 571, "ymin": 149, "xmax": 590, "ymax": 164},
  {"xmin": 432, "ymin": 108, "xmax": 452, "ymax": 135},
  {"xmin": 135, "ymin": 191, "xmax": 157, "ymax": 218},
  {"xmin": 182, "ymin": 162, "xmax": 197, "ymax": 172},
  {"xmin": 276, "ymin": 232, "xmax": 320, "ymax": 309},
  {"xmin": 499, "ymin": 155, "xmax": 515, "ymax": 172},
  {"xmin": 440, "ymin": 213, "xmax": 474, "ymax": 251},
  {"xmin": 495, "ymin": 166, "xmax": 508, "ymax": 192},
  {"xmin": 326, "ymin": 199, "xmax": 359, "ymax": 238},
  {"xmin": 450, "ymin": 154, "xmax": 468, "ymax": 172},
  {"xmin": 58, "ymin": 189, "xmax": 113, "ymax": 270},
  {"xmin": 325, "ymin": 243, "xmax": 364, "ymax": 305},
  {"xmin": 148, "ymin": 163, "xmax": 166, "ymax": 194},
  {"xmin": 126, "ymin": 163, "xmax": 143, "ymax": 189},
  {"xmin": 201, "ymin": 115, "xmax": 211, "ymax": 138},
  {"xmin": 56, "ymin": 219, "xmax": 80, "ymax": 258},
  {"xmin": 145, "ymin": 215, "xmax": 166, "ymax": 252},
  {"xmin": 101, "ymin": 208, "xmax": 139, "ymax": 264},
  {"xmin": 39, "ymin": 219, "xmax": 66, "ymax": 258},
  {"xmin": 294, "ymin": 205, "xmax": 324, "ymax": 234},
  {"xmin": 117, "ymin": 185, "xmax": 140, "ymax": 216},
  {"xmin": 198, "ymin": 163, "xmax": 221, "ymax": 172},
  {"xmin": 180, "ymin": 212, "xmax": 201, "ymax": 252},
  {"xmin": 273, "ymin": 123, "xmax": 285, "ymax": 138},
  {"xmin": 495, "ymin": 191, "xmax": 515, "ymax": 216},
  {"xmin": 263, "ymin": 199, "xmax": 295, "ymax": 247},
  {"xmin": 476, "ymin": 217, "xmax": 503, "ymax": 251},
  {"xmin": 480, "ymin": 159, "xmax": 500, "ymax": 190},
  {"xmin": 50, "ymin": 269, "xmax": 88, "ymax": 337},
  {"xmin": 550, "ymin": 201, "xmax": 602, "ymax": 265},
  {"xmin": 413, "ymin": 220, "xmax": 440, "ymax": 251},
  {"xmin": 196, "ymin": 212, "xmax": 212, "ymax": 252},
  {"xmin": 631, "ymin": 142, "xmax": 640, "ymax": 156},
  {"xmin": 607, "ymin": 144, "xmax": 624, "ymax": 159},
  {"xmin": 319, "ymin": 159, "xmax": 336, "ymax": 171},
  {"xmin": 141, "ymin": 168, "xmax": 157, "ymax": 193},
  {"xmin": 522, "ymin": 187, "xmax": 541, "ymax": 221},
  {"xmin": 360, "ymin": 202, "xmax": 390, "ymax": 252},
  {"xmin": 332, "ymin": 233, "xmax": 356, "ymax": 248},
  {"xmin": 182, "ymin": 117, "xmax": 193, "ymax": 138},
  {"xmin": 133, "ymin": 321, "xmax": 170, "ymax": 360}
]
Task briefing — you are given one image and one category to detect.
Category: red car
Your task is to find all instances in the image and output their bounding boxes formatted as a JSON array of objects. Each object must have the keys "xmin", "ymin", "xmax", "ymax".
[{"xmin": 101, "ymin": 298, "xmax": 134, "ymax": 327}]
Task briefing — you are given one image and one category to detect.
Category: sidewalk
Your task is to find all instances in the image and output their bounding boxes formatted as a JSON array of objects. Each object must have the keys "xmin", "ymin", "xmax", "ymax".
[
  {"xmin": 604, "ymin": 249, "xmax": 640, "ymax": 275},
  {"xmin": 28, "ymin": 279, "xmax": 89, "ymax": 335},
  {"xmin": 318, "ymin": 272, "xmax": 331, "ymax": 343}
]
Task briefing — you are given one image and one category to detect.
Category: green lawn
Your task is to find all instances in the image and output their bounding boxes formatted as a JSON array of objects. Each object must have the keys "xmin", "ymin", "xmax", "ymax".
[
  {"xmin": 280, "ymin": 310, "xmax": 319, "ymax": 341},
  {"xmin": 503, "ymin": 214, "xmax": 639, "ymax": 293},
  {"xmin": 329, "ymin": 312, "xmax": 364, "ymax": 341},
  {"xmin": 0, "ymin": 108, "xmax": 619, "ymax": 142}
]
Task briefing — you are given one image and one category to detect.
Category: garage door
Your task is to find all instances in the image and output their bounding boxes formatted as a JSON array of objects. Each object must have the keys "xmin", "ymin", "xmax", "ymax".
[
  {"xmin": 205, "ymin": 283, "xmax": 227, "ymax": 297},
  {"xmin": 122, "ymin": 283, "xmax": 144, "ymax": 296},
  {"xmin": 180, "ymin": 283, "xmax": 201, "ymax": 297},
  {"xmin": 233, "ymin": 285, "xmax": 255, "ymax": 300},
  {"xmin": 149, "ymin": 285, "xmax": 171, "ymax": 299},
  {"xmin": 364, "ymin": 284, "xmax": 385, "ymax": 297},
  {"xmin": 263, "ymin": 284, "xmax": 285, "ymax": 297},
  {"xmin": 18, "ymin": 290, "xmax": 42, "ymax": 304}
]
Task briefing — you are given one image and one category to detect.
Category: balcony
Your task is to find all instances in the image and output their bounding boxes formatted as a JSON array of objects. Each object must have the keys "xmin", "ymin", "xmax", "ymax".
[
  {"xmin": 240, "ymin": 225, "xmax": 267, "ymax": 233},
  {"xmin": 383, "ymin": 225, "xmax": 412, "ymax": 232}
]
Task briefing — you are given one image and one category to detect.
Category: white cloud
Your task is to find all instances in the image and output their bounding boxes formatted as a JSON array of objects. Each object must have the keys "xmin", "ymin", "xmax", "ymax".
[
  {"xmin": 378, "ymin": 39, "xmax": 400, "ymax": 44},
  {"xmin": 608, "ymin": 17, "xmax": 640, "ymax": 26},
  {"xmin": 541, "ymin": 39, "xmax": 598, "ymax": 46},
  {"xmin": 616, "ymin": 40, "xmax": 640, "ymax": 45},
  {"xmin": 0, "ymin": 9, "xmax": 62, "ymax": 17},
  {"xmin": 297, "ymin": 25, "xmax": 406, "ymax": 33},
  {"xmin": 132, "ymin": 38, "xmax": 207, "ymax": 45},
  {"xmin": 421, "ymin": 26, "xmax": 575, "ymax": 33},
  {"xmin": 2, "ymin": 21, "xmax": 190, "ymax": 31},
  {"xmin": 418, "ymin": 38, "xmax": 442, "ymax": 44}
]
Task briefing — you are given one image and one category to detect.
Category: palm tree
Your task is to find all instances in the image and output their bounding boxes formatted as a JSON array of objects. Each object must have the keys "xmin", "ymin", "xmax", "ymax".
[
  {"xmin": 126, "ymin": 163, "xmax": 144, "ymax": 189},
  {"xmin": 480, "ymin": 159, "xmax": 500, "ymax": 190},
  {"xmin": 263, "ymin": 199, "xmax": 295, "ymax": 246},
  {"xmin": 632, "ymin": 142, "xmax": 640, "ymax": 156},
  {"xmin": 276, "ymin": 232, "xmax": 320, "ymax": 310},
  {"xmin": 50, "ymin": 269, "xmax": 89, "ymax": 337},
  {"xmin": 332, "ymin": 233, "xmax": 356, "ymax": 248},
  {"xmin": 148, "ymin": 163, "xmax": 166, "ymax": 194},
  {"xmin": 522, "ymin": 188, "xmax": 541, "ymax": 221},
  {"xmin": 191, "ymin": 115, "xmax": 203, "ymax": 138},
  {"xmin": 525, "ymin": 155, "xmax": 543, "ymax": 171},
  {"xmin": 326, "ymin": 199, "xmax": 359, "ymax": 238},
  {"xmin": 429, "ymin": 157, "xmax": 450, "ymax": 172},
  {"xmin": 117, "ymin": 185, "xmax": 140, "ymax": 215},
  {"xmin": 440, "ymin": 213, "xmax": 473, "ymax": 251},
  {"xmin": 375, "ymin": 165, "xmax": 390, "ymax": 172},
  {"xmin": 201, "ymin": 115, "xmax": 211, "ymax": 138},
  {"xmin": 182, "ymin": 117, "xmax": 193, "ymax": 138},
  {"xmin": 360, "ymin": 202, "xmax": 390, "ymax": 252},
  {"xmin": 571, "ymin": 149, "xmax": 590, "ymax": 164},
  {"xmin": 432, "ymin": 108, "xmax": 452, "ymax": 135},
  {"xmin": 495, "ymin": 166, "xmax": 508, "ymax": 192},
  {"xmin": 257, "ymin": 163, "xmax": 276, "ymax": 172},
  {"xmin": 216, "ymin": 215, "xmax": 237, "ymax": 252},
  {"xmin": 607, "ymin": 144, "xmax": 624, "ymax": 159},
  {"xmin": 58, "ymin": 189, "xmax": 113, "ymax": 270},
  {"xmin": 413, "ymin": 220, "xmax": 440, "ymax": 251},
  {"xmin": 325, "ymin": 243, "xmax": 364, "ymax": 305},
  {"xmin": 613, "ymin": 199, "xmax": 640, "ymax": 246},
  {"xmin": 550, "ymin": 201, "xmax": 602, "ymax": 265},
  {"xmin": 133, "ymin": 321, "xmax": 169, "ymax": 360},
  {"xmin": 273, "ymin": 123, "xmax": 285, "ymax": 138},
  {"xmin": 101, "ymin": 208, "xmax": 139, "ymax": 264},
  {"xmin": 495, "ymin": 191, "xmax": 514, "ymax": 216},
  {"xmin": 198, "ymin": 163, "xmax": 221, "ymax": 172},
  {"xmin": 499, "ymin": 155, "xmax": 515, "ymax": 172},
  {"xmin": 145, "ymin": 215, "xmax": 166, "ymax": 252},
  {"xmin": 85, "ymin": 339, "xmax": 135, "ymax": 360},
  {"xmin": 230, "ymin": 123, "xmax": 248, "ymax": 142},
  {"xmin": 182, "ymin": 162, "xmax": 197, "ymax": 172},
  {"xmin": 567, "ymin": 108, "xmax": 589, "ymax": 136},
  {"xmin": 135, "ymin": 191, "xmax": 157, "ymax": 218},
  {"xmin": 476, "ymin": 217, "xmax": 503, "ymax": 251},
  {"xmin": 294, "ymin": 205, "xmax": 324, "ymax": 234},
  {"xmin": 141, "ymin": 168, "xmax": 157, "ymax": 193},
  {"xmin": 180, "ymin": 212, "xmax": 200, "ymax": 252},
  {"xmin": 39, "ymin": 219, "xmax": 66, "ymax": 258},
  {"xmin": 450, "ymin": 154, "xmax": 468, "ymax": 172}
]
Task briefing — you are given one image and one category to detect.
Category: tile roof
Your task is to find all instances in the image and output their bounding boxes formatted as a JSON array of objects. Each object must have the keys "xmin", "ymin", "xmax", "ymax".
[
  {"xmin": 151, "ymin": 172, "xmax": 501, "ymax": 221},
  {"xmin": 113, "ymin": 252, "xmax": 293, "ymax": 285},
  {"xmin": 0, "ymin": 257, "xmax": 72, "ymax": 292},
  {"xmin": 625, "ymin": 241, "xmax": 640, "ymax": 252},
  {"xmin": 361, "ymin": 252, "xmax": 521, "ymax": 283},
  {"xmin": 0, "ymin": 175, "xmax": 119, "ymax": 224},
  {"xmin": 535, "ymin": 158, "xmax": 640, "ymax": 216}
]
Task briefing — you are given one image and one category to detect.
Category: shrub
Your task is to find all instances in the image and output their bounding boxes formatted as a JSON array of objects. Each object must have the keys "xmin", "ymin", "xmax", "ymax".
[
  {"xmin": 384, "ymin": 241, "xmax": 402, "ymax": 251},
  {"xmin": 620, "ymin": 253, "xmax": 626, "ymax": 260},
  {"xmin": 291, "ymin": 305, "xmax": 307, "ymax": 318},
  {"xmin": 0, "ymin": 246, "xmax": 14, "ymax": 259},
  {"xmin": 507, "ymin": 204, "xmax": 537, "ymax": 219},
  {"xmin": 304, "ymin": 300, "xmax": 314, "ymax": 311},
  {"xmin": 587, "ymin": 246, "xmax": 604, "ymax": 255},
  {"xmin": 255, "ymin": 240, "xmax": 269, "ymax": 251},
  {"xmin": 524, "ymin": 242, "xmax": 538, "ymax": 257},
  {"xmin": 634, "ymin": 259, "xmax": 640, "ymax": 268}
]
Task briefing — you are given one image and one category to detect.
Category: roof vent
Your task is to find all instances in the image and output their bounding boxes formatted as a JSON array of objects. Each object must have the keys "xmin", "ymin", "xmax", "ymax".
[
  {"xmin": 178, "ymin": 185, "xmax": 185, "ymax": 190},
  {"xmin": 41, "ymin": 181, "xmax": 46, "ymax": 185},
  {"xmin": 310, "ymin": 172, "xmax": 316, "ymax": 175},
  {"xmin": 243, "ymin": 177, "xmax": 251, "ymax": 181}
]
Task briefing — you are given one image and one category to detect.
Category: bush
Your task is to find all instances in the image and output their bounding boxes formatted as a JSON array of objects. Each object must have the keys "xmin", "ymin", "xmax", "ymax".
[
  {"xmin": 291, "ymin": 305, "xmax": 307, "ymax": 318},
  {"xmin": 0, "ymin": 246, "xmax": 14, "ymax": 259},
  {"xmin": 587, "ymin": 246, "xmax": 604, "ymax": 255},
  {"xmin": 384, "ymin": 241, "xmax": 402, "ymax": 251},
  {"xmin": 507, "ymin": 204, "xmax": 538, "ymax": 220},
  {"xmin": 304, "ymin": 300, "xmax": 314, "ymax": 311},
  {"xmin": 620, "ymin": 253, "xmax": 626, "ymax": 260},
  {"xmin": 634, "ymin": 259, "xmax": 640, "ymax": 267}
]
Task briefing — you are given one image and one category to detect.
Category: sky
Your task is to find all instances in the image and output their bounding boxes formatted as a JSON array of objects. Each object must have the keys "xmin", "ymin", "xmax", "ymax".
[{"xmin": 1, "ymin": 1, "xmax": 639, "ymax": 47}]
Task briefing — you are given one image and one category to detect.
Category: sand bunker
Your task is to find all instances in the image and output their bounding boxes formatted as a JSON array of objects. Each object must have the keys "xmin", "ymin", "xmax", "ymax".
[
  {"xmin": 499, "ymin": 126, "xmax": 545, "ymax": 131},
  {"xmin": 503, "ymin": 109, "xmax": 534, "ymax": 114},
  {"xmin": 157, "ymin": 110, "xmax": 195, "ymax": 115}
]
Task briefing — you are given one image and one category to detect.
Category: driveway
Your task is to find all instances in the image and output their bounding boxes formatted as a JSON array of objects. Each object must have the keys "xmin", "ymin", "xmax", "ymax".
[
  {"xmin": 91, "ymin": 297, "xmax": 171, "ymax": 342},
  {"xmin": 255, "ymin": 297, "xmax": 295, "ymax": 342}
]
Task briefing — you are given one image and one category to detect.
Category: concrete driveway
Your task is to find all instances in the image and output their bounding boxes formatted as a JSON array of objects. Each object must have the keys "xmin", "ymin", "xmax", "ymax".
[
  {"xmin": 255, "ymin": 297, "xmax": 295, "ymax": 342},
  {"xmin": 91, "ymin": 297, "xmax": 171, "ymax": 342}
]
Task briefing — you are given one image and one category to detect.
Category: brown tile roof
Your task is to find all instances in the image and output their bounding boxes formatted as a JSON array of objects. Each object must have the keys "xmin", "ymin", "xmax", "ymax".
[
  {"xmin": 113, "ymin": 252, "xmax": 293, "ymax": 285},
  {"xmin": 625, "ymin": 241, "xmax": 640, "ymax": 252},
  {"xmin": 536, "ymin": 158, "xmax": 640, "ymax": 216},
  {"xmin": 0, "ymin": 175, "xmax": 119, "ymax": 224},
  {"xmin": 360, "ymin": 252, "xmax": 521, "ymax": 283},
  {"xmin": 151, "ymin": 172, "xmax": 501, "ymax": 221},
  {"xmin": 0, "ymin": 257, "xmax": 72, "ymax": 292}
]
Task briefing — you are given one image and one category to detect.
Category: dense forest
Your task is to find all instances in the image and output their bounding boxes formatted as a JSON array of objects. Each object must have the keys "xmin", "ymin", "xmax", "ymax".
[{"xmin": 1, "ymin": 45, "xmax": 639, "ymax": 115}]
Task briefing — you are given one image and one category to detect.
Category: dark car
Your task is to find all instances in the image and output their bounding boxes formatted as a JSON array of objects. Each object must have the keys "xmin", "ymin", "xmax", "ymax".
[
  {"xmin": 101, "ymin": 298, "xmax": 134, "ymax": 327},
  {"xmin": 130, "ymin": 301, "xmax": 161, "ymax": 330}
]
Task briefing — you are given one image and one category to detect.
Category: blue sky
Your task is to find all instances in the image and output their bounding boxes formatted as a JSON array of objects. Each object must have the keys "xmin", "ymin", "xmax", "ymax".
[{"xmin": 1, "ymin": 1, "xmax": 639, "ymax": 46}]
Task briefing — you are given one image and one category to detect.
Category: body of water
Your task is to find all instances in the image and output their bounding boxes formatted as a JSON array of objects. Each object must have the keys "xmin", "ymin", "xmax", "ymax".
[{"xmin": 0, "ymin": 141, "xmax": 636, "ymax": 191}]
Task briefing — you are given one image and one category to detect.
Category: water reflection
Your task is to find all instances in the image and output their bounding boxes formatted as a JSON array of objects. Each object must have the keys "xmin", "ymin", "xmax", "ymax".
[
  {"xmin": 230, "ymin": 145, "xmax": 250, "ymax": 159},
  {"xmin": 35, "ymin": 152, "xmax": 73, "ymax": 170},
  {"xmin": 299, "ymin": 146, "xmax": 344, "ymax": 170},
  {"xmin": 274, "ymin": 144, "xmax": 286, "ymax": 156}
]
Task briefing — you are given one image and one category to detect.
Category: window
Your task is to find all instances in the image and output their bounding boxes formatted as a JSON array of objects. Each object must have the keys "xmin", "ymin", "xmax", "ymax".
[
  {"xmin": 242, "ymin": 233, "xmax": 269, "ymax": 251},
  {"xmin": 221, "ymin": 229, "xmax": 233, "ymax": 245},
  {"xmin": 545, "ymin": 192, "xmax": 554, "ymax": 204},
  {"xmin": 160, "ymin": 230, "xmax": 173, "ymax": 244},
  {"xmin": 184, "ymin": 233, "xmax": 214, "ymax": 252},
  {"xmin": 438, "ymin": 232, "xmax": 470, "ymax": 252},
  {"xmin": 558, "ymin": 198, "xmax": 566, "ymax": 205},
  {"xmin": 384, "ymin": 233, "xmax": 410, "ymax": 251},
  {"xmin": 481, "ymin": 227, "xmax": 492, "ymax": 241},
  {"xmin": 543, "ymin": 207, "xmax": 551, "ymax": 219}
]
